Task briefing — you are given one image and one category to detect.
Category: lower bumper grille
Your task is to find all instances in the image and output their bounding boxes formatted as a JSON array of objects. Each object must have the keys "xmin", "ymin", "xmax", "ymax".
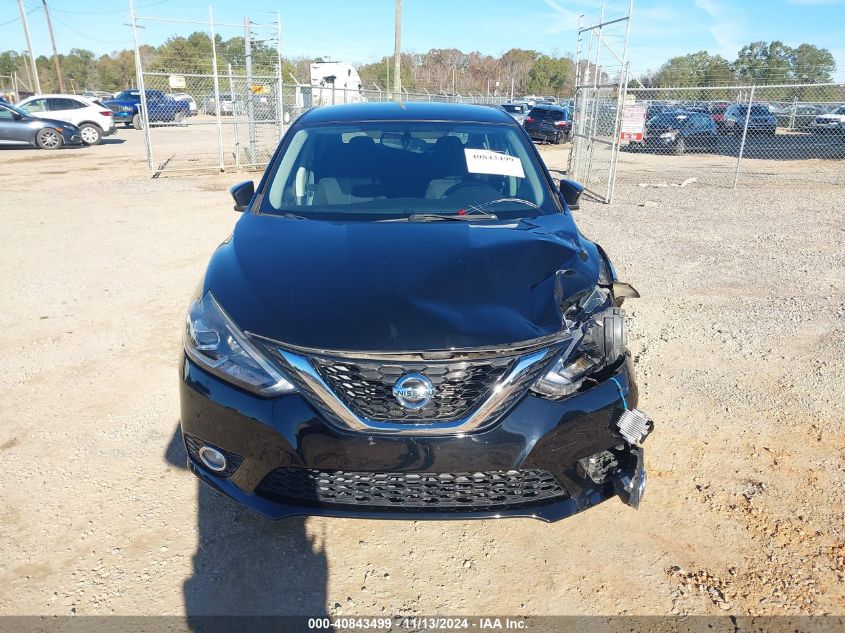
[{"xmin": 254, "ymin": 467, "xmax": 569, "ymax": 512}]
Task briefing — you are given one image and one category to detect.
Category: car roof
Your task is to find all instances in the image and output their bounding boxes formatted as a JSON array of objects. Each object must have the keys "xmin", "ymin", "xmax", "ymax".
[
  {"xmin": 298, "ymin": 102, "xmax": 516, "ymax": 125},
  {"xmin": 529, "ymin": 103, "xmax": 567, "ymax": 111},
  {"xmin": 20, "ymin": 93, "xmax": 94, "ymax": 100}
]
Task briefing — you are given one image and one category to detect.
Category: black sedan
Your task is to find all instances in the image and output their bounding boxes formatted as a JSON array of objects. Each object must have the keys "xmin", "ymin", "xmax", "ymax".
[
  {"xmin": 180, "ymin": 102, "xmax": 652, "ymax": 522},
  {"xmin": 523, "ymin": 104, "xmax": 572, "ymax": 144},
  {"xmin": 0, "ymin": 101, "xmax": 83, "ymax": 149}
]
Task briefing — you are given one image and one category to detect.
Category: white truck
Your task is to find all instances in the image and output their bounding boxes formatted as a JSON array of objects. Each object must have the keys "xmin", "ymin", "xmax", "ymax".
[{"xmin": 308, "ymin": 61, "xmax": 366, "ymax": 107}]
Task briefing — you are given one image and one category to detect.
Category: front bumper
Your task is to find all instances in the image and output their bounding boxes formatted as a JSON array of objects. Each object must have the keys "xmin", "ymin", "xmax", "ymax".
[
  {"xmin": 61, "ymin": 130, "xmax": 83, "ymax": 146},
  {"xmin": 179, "ymin": 353, "xmax": 647, "ymax": 522}
]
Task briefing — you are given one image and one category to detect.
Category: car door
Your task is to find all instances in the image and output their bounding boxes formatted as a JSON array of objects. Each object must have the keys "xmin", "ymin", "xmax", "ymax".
[
  {"xmin": 46, "ymin": 98, "xmax": 81, "ymax": 124},
  {"xmin": 0, "ymin": 104, "xmax": 31, "ymax": 144}
]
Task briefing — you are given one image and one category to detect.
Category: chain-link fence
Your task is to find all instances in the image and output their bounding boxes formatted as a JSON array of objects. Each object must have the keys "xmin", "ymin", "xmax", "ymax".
[
  {"xmin": 620, "ymin": 83, "xmax": 845, "ymax": 188},
  {"xmin": 568, "ymin": 85, "xmax": 625, "ymax": 202},
  {"xmin": 132, "ymin": 76, "xmax": 514, "ymax": 175},
  {"xmin": 129, "ymin": 9, "xmax": 512, "ymax": 175}
]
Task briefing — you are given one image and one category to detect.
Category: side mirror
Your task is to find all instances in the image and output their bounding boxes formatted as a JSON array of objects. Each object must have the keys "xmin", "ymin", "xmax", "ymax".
[
  {"xmin": 559, "ymin": 179, "xmax": 584, "ymax": 210},
  {"xmin": 12, "ymin": 112, "xmax": 23, "ymax": 121},
  {"xmin": 230, "ymin": 180, "xmax": 255, "ymax": 213}
]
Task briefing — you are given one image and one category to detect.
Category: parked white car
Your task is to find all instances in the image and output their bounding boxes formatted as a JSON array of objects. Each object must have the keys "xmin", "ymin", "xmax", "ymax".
[
  {"xmin": 169, "ymin": 93, "xmax": 198, "ymax": 115},
  {"xmin": 812, "ymin": 105, "xmax": 845, "ymax": 133},
  {"xmin": 15, "ymin": 94, "xmax": 115, "ymax": 145}
]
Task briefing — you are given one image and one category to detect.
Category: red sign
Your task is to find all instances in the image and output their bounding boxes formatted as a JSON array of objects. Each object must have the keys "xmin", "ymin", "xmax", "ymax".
[{"xmin": 620, "ymin": 105, "xmax": 646, "ymax": 142}]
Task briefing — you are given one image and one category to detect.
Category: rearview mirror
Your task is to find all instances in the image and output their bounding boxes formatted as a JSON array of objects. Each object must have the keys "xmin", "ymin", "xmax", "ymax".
[
  {"xmin": 230, "ymin": 180, "xmax": 254, "ymax": 213},
  {"xmin": 559, "ymin": 179, "xmax": 584, "ymax": 210}
]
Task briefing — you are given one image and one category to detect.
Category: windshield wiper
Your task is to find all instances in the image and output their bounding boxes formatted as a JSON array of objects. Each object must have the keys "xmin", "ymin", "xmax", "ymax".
[
  {"xmin": 471, "ymin": 198, "xmax": 541, "ymax": 212},
  {"xmin": 405, "ymin": 212, "xmax": 498, "ymax": 222}
]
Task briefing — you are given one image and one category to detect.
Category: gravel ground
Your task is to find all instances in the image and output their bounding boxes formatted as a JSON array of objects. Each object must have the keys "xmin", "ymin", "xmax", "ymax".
[{"xmin": 0, "ymin": 129, "xmax": 843, "ymax": 617}]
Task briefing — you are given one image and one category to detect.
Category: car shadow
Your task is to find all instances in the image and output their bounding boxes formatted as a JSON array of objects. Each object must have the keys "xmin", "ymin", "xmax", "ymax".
[
  {"xmin": 164, "ymin": 424, "xmax": 330, "ymax": 621},
  {"xmin": 100, "ymin": 138, "xmax": 126, "ymax": 145}
]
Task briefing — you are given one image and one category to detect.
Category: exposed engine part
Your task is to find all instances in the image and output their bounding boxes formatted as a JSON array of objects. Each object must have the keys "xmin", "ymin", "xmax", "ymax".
[
  {"xmin": 614, "ymin": 446, "xmax": 647, "ymax": 509},
  {"xmin": 616, "ymin": 408, "xmax": 654, "ymax": 445},
  {"xmin": 578, "ymin": 450, "xmax": 619, "ymax": 484}
]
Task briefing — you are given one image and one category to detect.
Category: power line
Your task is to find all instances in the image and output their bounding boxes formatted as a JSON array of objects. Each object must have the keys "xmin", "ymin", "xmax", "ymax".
[
  {"xmin": 51, "ymin": 0, "xmax": 168, "ymax": 15},
  {"xmin": 0, "ymin": 5, "xmax": 39, "ymax": 28}
]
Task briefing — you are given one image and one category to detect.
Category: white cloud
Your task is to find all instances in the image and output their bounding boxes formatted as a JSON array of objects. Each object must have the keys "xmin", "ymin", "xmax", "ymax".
[
  {"xmin": 542, "ymin": 0, "xmax": 585, "ymax": 34},
  {"xmin": 694, "ymin": 0, "xmax": 746, "ymax": 59}
]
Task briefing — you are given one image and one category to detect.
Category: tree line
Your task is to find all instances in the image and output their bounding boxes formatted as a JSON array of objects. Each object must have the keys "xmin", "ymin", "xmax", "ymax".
[
  {"xmin": 640, "ymin": 42, "xmax": 836, "ymax": 88},
  {"xmin": 0, "ymin": 33, "xmax": 837, "ymax": 98}
]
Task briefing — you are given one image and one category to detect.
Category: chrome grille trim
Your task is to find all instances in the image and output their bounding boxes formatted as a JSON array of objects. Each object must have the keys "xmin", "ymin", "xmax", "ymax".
[
  {"xmin": 248, "ymin": 329, "xmax": 573, "ymax": 362},
  {"xmin": 272, "ymin": 345, "xmax": 566, "ymax": 436}
]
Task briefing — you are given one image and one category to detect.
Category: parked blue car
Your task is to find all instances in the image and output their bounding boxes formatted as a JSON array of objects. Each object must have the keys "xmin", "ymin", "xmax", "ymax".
[{"xmin": 104, "ymin": 89, "xmax": 191, "ymax": 129}]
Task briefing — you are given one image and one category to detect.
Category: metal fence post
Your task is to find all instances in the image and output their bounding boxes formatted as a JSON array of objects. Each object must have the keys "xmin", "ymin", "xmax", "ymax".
[
  {"xmin": 788, "ymin": 96, "xmax": 797, "ymax": 130},
  {"xmin": 228, "ymin": 63, "xmax": 240, "ymax": 170},
  {"xmin": 209, "ymin": 7, "xmax": 225, "ymax": 172},
  {"xmin": 130, "ymin": 0, "xmax": 154, "ymax": 172},
  {"xmin": 244, "ymin": 17, "xmax": 257, "ymax": 165},
  {"xmin": 276, "ymin": 12, "xmax": 284, "ymax": 136},
  {"xmin": 733, "ymin": 83, "xmax": 755, "ymax": 189},
  {"xmin": 607, "ymin": 61, "xmax": 630, "ymax": 204}
]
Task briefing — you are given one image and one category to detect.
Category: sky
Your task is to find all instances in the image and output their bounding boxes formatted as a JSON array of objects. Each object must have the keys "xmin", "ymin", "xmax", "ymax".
[{"xmin": 2, "ymin": 0, "xmax": 844, "ymax": 81}]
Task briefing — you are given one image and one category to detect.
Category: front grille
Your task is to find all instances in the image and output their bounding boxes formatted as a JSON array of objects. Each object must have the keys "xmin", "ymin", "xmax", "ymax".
[
  {"xmin": 313, "ymin": 357, "xmax": 513, "ymax": 421},
  {"xmin": 255, "ymin": 468, "xmax": 568, "ymax": 512}
]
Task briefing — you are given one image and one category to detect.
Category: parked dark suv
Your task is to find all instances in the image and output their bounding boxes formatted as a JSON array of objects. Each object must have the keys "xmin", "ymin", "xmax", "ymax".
[
  {"xmin": 180, "ymin": 102, "xmax": 652, "ymax": 522},
  {"xmin": 523, "ymin": 104, "xmax": 571, "ymax": 143},
  {"xmin": 632, "ymin": 109, "xmax": 718, "ymax": 154}
]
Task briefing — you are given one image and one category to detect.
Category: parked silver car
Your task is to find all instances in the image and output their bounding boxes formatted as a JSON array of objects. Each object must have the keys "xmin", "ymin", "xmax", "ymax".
[{"xmin": 500, "ymin": 102, "xmax": 531, "ymax": 125}]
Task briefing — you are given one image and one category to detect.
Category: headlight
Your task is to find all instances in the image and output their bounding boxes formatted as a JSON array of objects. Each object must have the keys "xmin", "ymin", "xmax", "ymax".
[
  {"xmin": 532, "ymin": 288, "xmax": 627, "ymax": 400},
  {"xmin": 184, "ymin": 292, "xmax": 296, "ymax": 396}
]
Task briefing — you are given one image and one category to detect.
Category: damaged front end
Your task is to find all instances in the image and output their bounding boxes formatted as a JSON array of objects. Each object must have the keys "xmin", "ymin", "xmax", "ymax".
[{"xmin": 527, "ymin": 257, "xmax": 654, "ymax": 511}]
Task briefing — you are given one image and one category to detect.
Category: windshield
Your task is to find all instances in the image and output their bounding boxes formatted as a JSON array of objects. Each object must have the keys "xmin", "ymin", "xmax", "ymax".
[
  {"xmin": 1, "ymin": 103, "xmax": 31, "ymax": 117},
  {"xmin": 648, "ymin": 112, "xmax": 688, "ymax": 127},
  {"xmin": 529, "ymin": 108, "xmax": 568, "ymax": 121},
  {"xmin": 502, "ymin": 104, "xmax": 525, "ymax": 114},
  {"xmin": 260, "ymin": 121, "xmax": 557, "ymax": 221}
]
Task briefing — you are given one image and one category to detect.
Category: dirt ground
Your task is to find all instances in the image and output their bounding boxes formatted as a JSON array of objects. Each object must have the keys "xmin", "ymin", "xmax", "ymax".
[{"xmin": 0, "ymin": 127, "xmax": 843, "ymax": 618}]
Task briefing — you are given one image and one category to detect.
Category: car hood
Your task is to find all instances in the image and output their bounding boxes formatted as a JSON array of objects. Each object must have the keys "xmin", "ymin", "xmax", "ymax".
[
  {"xmin": 104, "ymin": 98, "xmax": 138, "ymax": 107},
  {"xmin": 203, "ymin": 212, "xmax": 601, "ymax": 352}
]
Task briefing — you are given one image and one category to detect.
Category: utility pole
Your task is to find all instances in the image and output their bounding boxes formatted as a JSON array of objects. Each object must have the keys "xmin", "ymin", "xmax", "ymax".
[
  {"xmin": 42, "ymin": 1, "xmax": 65, "ymax": 93},
  {"xmin": 393, "ymin": 0, "xmax": 401, "ymax": 100},
  {"xmin": 17, "ymin": 0, "xmax": 41, "ymax": 94}
]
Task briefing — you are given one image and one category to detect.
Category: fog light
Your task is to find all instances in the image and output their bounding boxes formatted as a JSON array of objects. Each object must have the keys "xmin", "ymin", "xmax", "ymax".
[{"xmin": 198, "ymin": 445, "xmax": 228, "ymax": 472}]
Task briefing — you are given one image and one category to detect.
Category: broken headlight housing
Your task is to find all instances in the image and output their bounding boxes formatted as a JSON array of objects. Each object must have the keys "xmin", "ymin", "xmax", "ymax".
[
  {"xmin": 531, "ymin": 286, "xmax": 627, "ymax": 399},
  {"xmin": 184, "ymin": 292, "xmax": 296, "ymax": 396}
]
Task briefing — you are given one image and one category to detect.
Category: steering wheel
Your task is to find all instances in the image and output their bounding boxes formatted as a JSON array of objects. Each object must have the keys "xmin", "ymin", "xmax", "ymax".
[{"xmin": 443, "ymin": 178, "xmax": 496, "ymax": 197}]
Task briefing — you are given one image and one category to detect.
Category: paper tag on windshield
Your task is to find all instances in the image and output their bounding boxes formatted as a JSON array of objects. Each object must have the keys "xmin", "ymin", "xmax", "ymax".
[{"xmin": 464, "ymin": 149, "xmax": 525, "ymax": 178}]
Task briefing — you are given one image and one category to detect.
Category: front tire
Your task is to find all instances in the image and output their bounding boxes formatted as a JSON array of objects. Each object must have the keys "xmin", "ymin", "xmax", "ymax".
[
  {"xmin": 80, "ymin": 123, "xmax": 102, "ymax": 146},
  {"xmin": 35, "ymin": 128, "xmax": 63, "ymax": 150},
  {"xmin": 673, "ymin": 136, "xmax": 686, "ymax": 155},
  {"xmin": 173, "ymin": 111, "xmax": 185, "ymax": 125},
  {"xmin": 132, "ymin": 114, "xmax": 142, "ymax": 130}
]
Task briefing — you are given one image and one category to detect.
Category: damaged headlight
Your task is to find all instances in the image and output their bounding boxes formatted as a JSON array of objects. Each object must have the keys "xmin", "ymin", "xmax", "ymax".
[
  {"xmin": 532, "ymin": 287, "xmax": 627, "ymax": 399},
  {"xmin": 184, "ymin": 292, "xmax": 296, "ymax": 396}
]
